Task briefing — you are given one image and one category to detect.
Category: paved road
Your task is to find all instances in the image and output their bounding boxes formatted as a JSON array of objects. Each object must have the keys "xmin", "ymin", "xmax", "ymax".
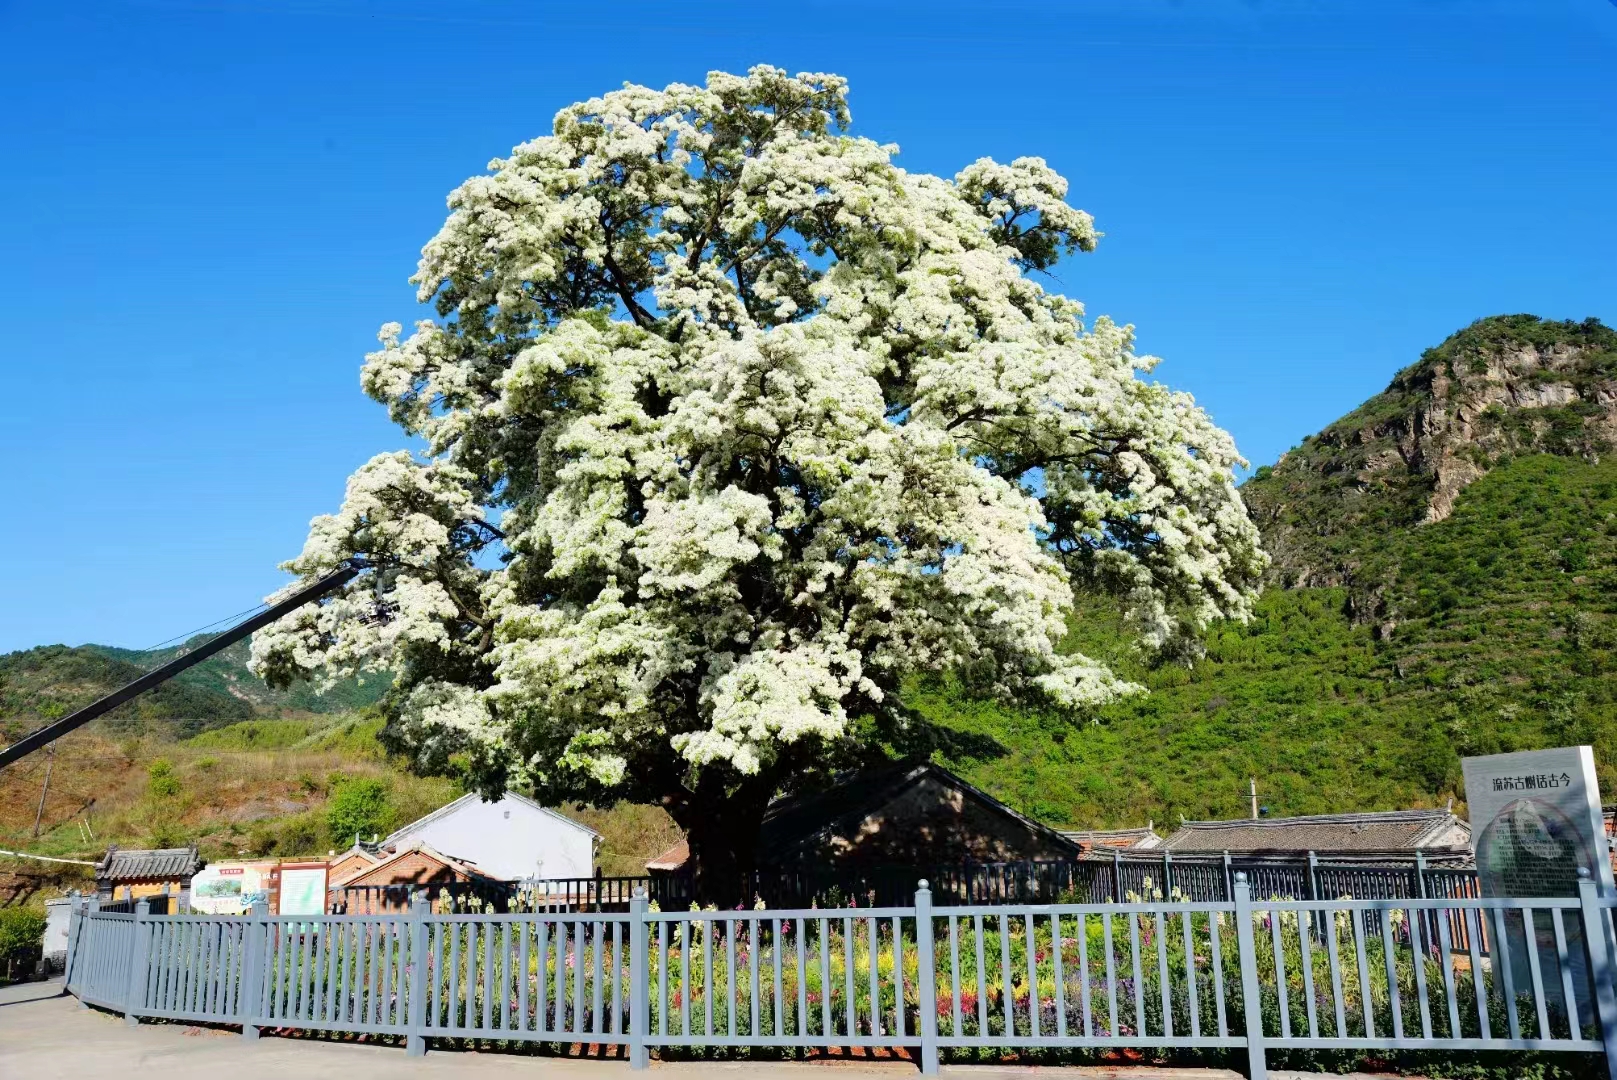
[{"xmin": 0, "ymin": 979, "xmax": 1401, "ymax": 1080}]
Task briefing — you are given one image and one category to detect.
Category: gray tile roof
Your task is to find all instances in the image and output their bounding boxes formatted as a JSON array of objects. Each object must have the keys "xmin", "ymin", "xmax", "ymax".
[
  {"xmin": 1060, "ymin": 826, "xmax": 1162, "ymax": 849},
  {"xmin": 96, "ymin": 846, "xmax": 203, "ymax": 883},
  {"xmin": 758, "ymin": 761, "xmax": 1080, "ymax": 860},
  {"xmin": 1159, "ymin": 809, "xmax": 1470, "ymax": 854}
]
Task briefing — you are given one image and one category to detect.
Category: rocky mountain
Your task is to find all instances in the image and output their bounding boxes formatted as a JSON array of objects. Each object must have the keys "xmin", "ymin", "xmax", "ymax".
[{"xmin": 1243, "ymin": 315, "xmax": 1617, "ymax": 617}]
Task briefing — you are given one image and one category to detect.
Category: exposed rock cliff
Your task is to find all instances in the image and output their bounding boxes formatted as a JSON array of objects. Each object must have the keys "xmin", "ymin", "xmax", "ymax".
[{"xmin": 1241, "ymin": 315, "xmax": 1617, "ymax": 612}]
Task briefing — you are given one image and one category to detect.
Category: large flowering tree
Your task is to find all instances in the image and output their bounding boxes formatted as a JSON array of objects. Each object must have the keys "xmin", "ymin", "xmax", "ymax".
[{"xmin": 253, "ymin": 67, "xmax": 1265, "ymax": 896}]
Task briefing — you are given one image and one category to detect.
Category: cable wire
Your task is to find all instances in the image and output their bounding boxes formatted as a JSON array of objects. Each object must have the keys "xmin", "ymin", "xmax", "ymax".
[{"xmin": 137, "ymin": 601, "xmax": 271, "ymax": 654}]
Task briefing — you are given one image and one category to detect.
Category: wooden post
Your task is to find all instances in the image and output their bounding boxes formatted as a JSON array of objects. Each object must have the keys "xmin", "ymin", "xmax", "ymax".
[{"xmin": 32, "ymin": 746, "xmax": 55, "ymax": 837}]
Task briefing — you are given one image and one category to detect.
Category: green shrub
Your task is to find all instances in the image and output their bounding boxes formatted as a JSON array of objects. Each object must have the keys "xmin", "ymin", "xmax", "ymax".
[
  {"xmin": 247, "ymin": 825, "xmax": 278, "ymax": 857},
  {"xmin": 325, "ymin": 777, "xmax": 392, "ymax": 845},
  {"xmin": 0, "ymin": 908, "xmax": 46, "ymax": 969},
  {"xmin": 146, "ymin": 819, "xmax": 186, "ymax": 848},
  {"xmin": 276, "ymin": 813, "xmax": 325, "ymax": 856},
  {"xmin": 147, "ymin": 759, "xmax": 181, "ymax": 799}
]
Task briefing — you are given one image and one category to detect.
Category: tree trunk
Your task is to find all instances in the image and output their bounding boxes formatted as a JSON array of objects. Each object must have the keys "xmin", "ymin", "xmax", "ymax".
[{"xmin": 678, "ymin": 776, "xmax": 774, "ymax": 908}]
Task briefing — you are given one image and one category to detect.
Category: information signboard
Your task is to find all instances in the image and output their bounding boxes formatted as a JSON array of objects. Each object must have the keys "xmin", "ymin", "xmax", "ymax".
[
  {"xmin": 189, "ymin": 862, "xmax": 272, "ymax": 915},
  {"xmin": 1462, "ymin": 745, "xmax": 1612, "ymax": 897},
  {"xmin": 1462, "ymin": 745, "xmax": 1611, "ymax": 1026},
  {"xmin": 278, "ymin": 864, "xmax": 329, "ymax": 916}
]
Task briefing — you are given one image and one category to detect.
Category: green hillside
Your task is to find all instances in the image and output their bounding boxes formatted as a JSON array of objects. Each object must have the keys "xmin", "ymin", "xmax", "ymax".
[
  {"xmin": 929, "ymin": 315, "xmax": 1617, "ymax": 830},
  {"xmin": 0, "ymin": 634, "xmax": 387, "ymax": 742}
]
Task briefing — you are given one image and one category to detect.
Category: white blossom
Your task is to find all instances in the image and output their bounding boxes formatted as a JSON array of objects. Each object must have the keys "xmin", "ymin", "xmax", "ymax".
[{"xmin": 251, "ymin": 66, "xmax": 1266, "ymax": 810}]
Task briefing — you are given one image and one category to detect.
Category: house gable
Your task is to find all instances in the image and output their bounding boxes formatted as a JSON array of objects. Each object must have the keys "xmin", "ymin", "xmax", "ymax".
[
  {"xmin": 328, "ymin": 846, "xmax": 381, "ymax": 886},
  {"xmin": 383, "ymin": 790, "xmax": 598, "ymax": 881},
  {"xmin": 341, "ymin": 844, "xmax": 489, "ymax": 891},
  {"xmin": 762, "ymin": 763, "xmax": 1079, "ymax": 867}
]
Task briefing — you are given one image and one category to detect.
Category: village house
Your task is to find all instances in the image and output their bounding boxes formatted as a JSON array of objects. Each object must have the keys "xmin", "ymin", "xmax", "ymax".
[
  {"xmin": 332, "ymin": 841, "xmax": 509, "ymax": 913},
  {"xmin": 325, "ymin": 839, "xmax": 381, "ymax": 886},
  {"xmin": 647, "ymin": 762, "xmax": 1080, "ymax": 877},
  {"xmin": 381, "ymin": 790, "xmax": 599, "ymax": 882},
  {"xmin": 1157, "ymin": 807, "xmax": 1472, "ymax": 857}
]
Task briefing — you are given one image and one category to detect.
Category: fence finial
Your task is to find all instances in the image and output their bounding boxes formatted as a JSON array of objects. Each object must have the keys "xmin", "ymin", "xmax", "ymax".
[
  {"xmin": 1580, "ymin": 866, "xmax": 1592, "ymax": 880},
  {"xmin": 1234, "ymin": 871, "xmax": 1248, "ymax": 884}
]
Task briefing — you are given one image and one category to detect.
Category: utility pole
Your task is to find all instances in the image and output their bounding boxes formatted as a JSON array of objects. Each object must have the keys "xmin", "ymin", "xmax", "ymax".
[
  {"xmin": 32, "ymin": 747, "xmax": 55, "ymax": 837},
  {"xmin": 1249, "ymin": 777, "xmax": 1259, "ymax": 821}
]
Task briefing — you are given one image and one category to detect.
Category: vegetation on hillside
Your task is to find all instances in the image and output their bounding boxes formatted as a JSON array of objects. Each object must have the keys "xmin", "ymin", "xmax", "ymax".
[
  {"xmin": 929, "ymin": 452, "xmax": 1617, "ymax": 829},
  {"xmin": 0, "ymin": 635, "xmax": 386, "ymax": 744},
  {"xmin": 0, "ymin": 709, "xmax": 681, "ymax": 907}
]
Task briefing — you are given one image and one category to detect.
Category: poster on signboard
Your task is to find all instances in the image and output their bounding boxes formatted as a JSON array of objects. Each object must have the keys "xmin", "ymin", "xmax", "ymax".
[
  {"xmin": 278, "ymin": 863, "xmax": 329, "ymax": 917},
  {"xmin": 189, "ymin": 862, "xmax": 272, "ymax": 915}
]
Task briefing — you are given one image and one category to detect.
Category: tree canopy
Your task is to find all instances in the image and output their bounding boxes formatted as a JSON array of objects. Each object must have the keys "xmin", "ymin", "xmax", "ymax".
[{"xmin": 252, "ymin": 66, "xmax": 1265, "ymax": 892}]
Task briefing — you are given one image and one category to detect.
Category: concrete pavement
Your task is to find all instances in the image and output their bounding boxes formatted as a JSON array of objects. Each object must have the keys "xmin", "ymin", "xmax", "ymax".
[{"xmin": 0, "ymin": 979, "xmax": 1404, "ymax": 1080}]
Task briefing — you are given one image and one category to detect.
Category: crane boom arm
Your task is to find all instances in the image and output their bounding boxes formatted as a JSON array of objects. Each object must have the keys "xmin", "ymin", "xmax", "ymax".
[{"xmin": 0, "ymin": 562, "xmax": 364, "ymax": 771}]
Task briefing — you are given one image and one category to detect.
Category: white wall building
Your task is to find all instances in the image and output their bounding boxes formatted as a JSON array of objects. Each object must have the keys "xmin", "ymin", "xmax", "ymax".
[{"xmin": 383, "ymin": 791, "xmax": 599, "ymax": 882}]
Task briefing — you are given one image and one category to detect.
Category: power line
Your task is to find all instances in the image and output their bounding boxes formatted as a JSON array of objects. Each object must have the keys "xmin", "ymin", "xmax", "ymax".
[{"xmin": 137, "ymin": 600, "xmax": 272, "ymax": 654}]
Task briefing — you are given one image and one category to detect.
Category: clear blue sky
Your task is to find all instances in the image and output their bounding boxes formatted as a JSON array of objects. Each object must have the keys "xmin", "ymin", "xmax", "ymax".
[{"xmin": 2, "ymin": 0, "xmax": 1613, "ymax": 653}]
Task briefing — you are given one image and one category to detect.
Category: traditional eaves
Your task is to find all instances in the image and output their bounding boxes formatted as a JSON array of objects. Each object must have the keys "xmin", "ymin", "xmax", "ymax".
[
  {"xmin": 1159, "ymin": 809, "xmax": 1470, "ymax": 854},
  {"xmin": 95, "ymin": 846, "xmax": 203, "ymax": 883},
  {"xmin": 1061, "ymin": 826, "xmax": 1162, "ymax": 850}
]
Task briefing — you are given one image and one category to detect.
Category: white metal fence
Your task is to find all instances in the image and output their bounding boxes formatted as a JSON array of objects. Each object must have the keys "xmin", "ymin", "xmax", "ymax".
[{"xmin": 63, "ymin": 871, "xmax": 1617, "ymax": 1079}]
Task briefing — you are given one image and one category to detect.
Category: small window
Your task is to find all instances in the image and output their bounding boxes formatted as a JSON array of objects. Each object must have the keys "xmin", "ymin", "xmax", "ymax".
[{"xmin": 504, "ymin": 810, "xmax": 511, "ymax": 819}]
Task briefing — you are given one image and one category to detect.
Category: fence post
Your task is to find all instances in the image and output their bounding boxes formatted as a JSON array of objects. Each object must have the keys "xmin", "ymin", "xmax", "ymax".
[
  {"xmin": 1223, "ymin": 852, "xmax": 1233, "ymax": 901},
  {"xmin": 1306, "ymin": 851, "xmax": 1320, "ymax": 944},
  {"xmin": 63, "ymin": 895, "xmax": 83, "ymax": 996},
  {"xmin": 1112, "ymin": 849, "xmax": 1122, "ymax": 900},
  {"xmin": 123, "ymin": 899, "xmax": 151, "ymax": 1026},
  {"xmin": 1232, "ymin": 873, "xmax": 1267, "ymax": 1080},
  {"xmin": 914, "ymin": 880, "xmax": 939, "ymax": 1075},
  {"xmin": 405, "ymin": 893, "xmax": 429, "ymax": 1056},
  {"xmin": 629, "ymin": 887, "xmax": 649, "ymax": 1070},
  {"xmin": 240, "ymin": 900, "xmax": 268, "ymax": 1041},
  {"xmin": 78, "ymin": 899, "xmax": 99, "ymax": 1009},
  {"xmin": 1577, "ymin": 868, "xmax": 1617, "ymax": 1078}
]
